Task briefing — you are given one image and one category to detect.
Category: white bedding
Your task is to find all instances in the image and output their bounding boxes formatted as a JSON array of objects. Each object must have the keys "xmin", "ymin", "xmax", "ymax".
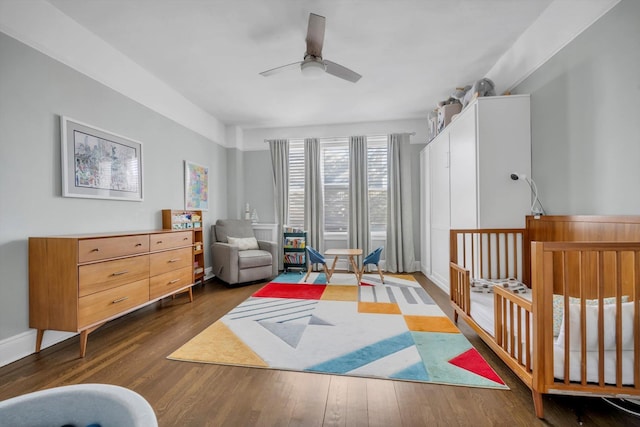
[{"xmin": 468, "ymin": 291, "xmax": 635, "ymax": 385}]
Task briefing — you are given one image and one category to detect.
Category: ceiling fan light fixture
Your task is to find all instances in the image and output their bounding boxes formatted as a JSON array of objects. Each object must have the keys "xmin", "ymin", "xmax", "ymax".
[{"xmin": 300, "ymin": 60, "xmax": 325, "ymax": 78}]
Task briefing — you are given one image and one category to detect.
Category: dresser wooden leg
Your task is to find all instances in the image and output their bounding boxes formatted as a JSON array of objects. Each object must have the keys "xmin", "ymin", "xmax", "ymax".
[
  {"xmin": 35, "ymin": 329, "xmax": 44, "ymax": 353},
  {"xmin": 79, "ymin": 324, "xmax": 103, "ymax": 357},
  {"xmin": 80, "ymin": 330, "xmax": 89, "ymax": 358}
]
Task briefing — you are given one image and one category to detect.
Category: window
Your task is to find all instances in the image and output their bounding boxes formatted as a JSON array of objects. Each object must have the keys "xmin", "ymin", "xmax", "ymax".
[
  {"xmin": 287, "ymin": 139, "xmax": 304, "ymax": 229},
  {"xmin": 367, "ymin": 136, "xmax": 388, "ymax": 233},
  {"xmin": 286, "ymin": 136, "xmax": 388, "ymax": 235},
  {"xmin": 321, "ymin": 139, "xmax": 349, "ymax": 232}
]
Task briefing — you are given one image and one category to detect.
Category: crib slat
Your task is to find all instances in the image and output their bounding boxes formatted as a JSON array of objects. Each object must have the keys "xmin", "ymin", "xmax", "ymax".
[
  {"xmin": 579, "ymin": 251, "xmax": 587, "ymax": 386},
  {"xmin": 598, "ymin": 251, "xmax": 605, "ymax": 387},
  {"xmin": 496, "ymin": 234, "xmax": 501, "ymax": 279},
  {"xmin": 470, "ymin": 233, "xmax": 475, "ymax": 279},
  {"xmin": 562, "ymin": 252, "xmax": 571, "ymax": 385},
  {"xmin": 615, "ymin": 252, "xmax": 623, "ymax": 387},
  {"xmin": 634, "ymin": 251, "xmax": 640, "ymax": 389},
  {"xmin": 513, "ymin": 233, "xmax": 518, "ymax": 280},
  {"xmin": 509, "ymin": 301, "xmax": 515, "ymax": 358},
  {"xmin": 479, "ymin": 234, "xmax": 483, "ymax": 279},
  {"xmin": 516, "ymin": 305, "xmax": 522, "ymax": 365},
  {"xmin": 525, "ymin": 310, "xmax": 531, "ymax": 371},
  {"xmin": 502, "ymin": 295, "xmax": 507, "ymax": 347},
  {"xmin": 462, "ymin": 233, "xmax": 467, "ymax": 272}
]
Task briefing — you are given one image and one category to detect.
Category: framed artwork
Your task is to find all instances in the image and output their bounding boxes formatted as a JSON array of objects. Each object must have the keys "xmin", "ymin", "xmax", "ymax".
[
  {"xmin": 184, "ymin": 160, "xmax": 209, "ymax": 211},
  {"xmin": 61, "ymin": 116, "xmax": 143, "ymax": 201}
]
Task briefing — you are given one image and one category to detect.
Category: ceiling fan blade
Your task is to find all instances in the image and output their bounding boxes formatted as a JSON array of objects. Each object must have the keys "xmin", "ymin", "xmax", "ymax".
[
  {"xmin": 324, "ymin": 60, "xmax": 362, "ymax": 83},
  {"xmin": 305, "ymin": 13, "xmax": 325, "ymax": 58},
  {"xmin": 259, "ymin": 61, "xmax": 302, "ymax": 77}
]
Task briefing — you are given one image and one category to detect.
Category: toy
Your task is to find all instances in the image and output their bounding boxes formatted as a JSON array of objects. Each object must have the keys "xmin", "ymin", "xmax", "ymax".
[
  {"xmin": 451, "ymin": 85, "xmax": 471, "ymax": 104},
  {"xmin": 436, "ymin": 97, "xmax": 460, "ymax": 108},
  {"xmin": 462, "ymin": 77, "xmax": 496, "ymax": 107}
]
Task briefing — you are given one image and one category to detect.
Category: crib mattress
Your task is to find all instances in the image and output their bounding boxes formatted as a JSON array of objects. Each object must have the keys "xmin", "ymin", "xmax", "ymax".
[{"xmin": 467, "ymin": 291, "xmax": 635, "ymax": 385}]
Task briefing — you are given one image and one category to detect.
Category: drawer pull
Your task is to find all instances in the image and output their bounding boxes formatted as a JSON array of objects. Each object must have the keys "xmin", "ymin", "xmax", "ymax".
[
  {"xmin": 91, "ymin": 248, "xmax": 100, "ymax": 253},
  {"xmin": 169, "ymin": 279, "xmax": 180, "ymax": 284},
  {"xmin": 135, "ymin": 243, "xmax": 142, "ymax": 247},
  {"xmin": 183, "ymin": 237, "xmax": 189, "ymax": 240},
  {"xmin": 111, "ymin": 270, "xmax": 129, "ymax": 276},
  {"xmin": 156, "ymin": 240, "xmax": 163, "ymax": 244},
  {"xmin": 112, "ymin": 296, "xmax": 128, "ymax": 304},
  {"xmin": 168, "ymin": 258, "xmax": 180, "ymax": 263}
]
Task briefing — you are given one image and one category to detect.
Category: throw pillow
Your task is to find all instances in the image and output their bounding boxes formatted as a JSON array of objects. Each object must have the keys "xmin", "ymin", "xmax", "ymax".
[
  {"xmin": 552, "ymin": 294, "xmax": 629, "ymax": 337},
  {"xmin": 227, "ymin": 236, "xmax": 259, "ymax": 251},
  {"xmin": 556, "ymin": 301, "xmax": 635, "ymax": 351}
]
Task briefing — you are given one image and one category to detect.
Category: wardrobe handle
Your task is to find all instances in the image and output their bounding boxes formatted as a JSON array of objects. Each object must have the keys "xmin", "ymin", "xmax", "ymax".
[{"xmin": 112, "ymin": 296, "xmax": 128, "ymax": 304}]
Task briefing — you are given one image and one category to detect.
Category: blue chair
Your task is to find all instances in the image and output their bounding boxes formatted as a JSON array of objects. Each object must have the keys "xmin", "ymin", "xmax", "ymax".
[
  {"xmin": 359, "ymin": 247, "xmax": 384, "ymax": 284},
  {"xmin": 305, "ymin": 246, "xmax": 332, "ymax": 283}
]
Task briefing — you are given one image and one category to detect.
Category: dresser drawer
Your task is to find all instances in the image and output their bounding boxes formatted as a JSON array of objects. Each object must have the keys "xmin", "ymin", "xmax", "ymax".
[
  {"xmin": 149, "ymin": 231, "xmax": 192, "ymax": 252},
  {"xmin": 149, "ymin": 266, "xmax": 193, "ymax": 300},
  {"xmin": 79, "ymin": 255, "xmax": 149, "ymax": 297},
  {"xmin": 78, "ymin": 279, "xmax": 149, "ymax": 328},
  {"xmin": 150, "ymin": 247, "xmax": 191, "ymax": 276},
  {"xmin": 79, "ymin": 235, "xmax": 149, "ymax": 263}
]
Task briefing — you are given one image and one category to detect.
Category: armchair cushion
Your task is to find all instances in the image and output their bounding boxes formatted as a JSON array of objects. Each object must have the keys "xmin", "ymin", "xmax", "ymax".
[
  {"xmin": 214, "ymin": 219, "xmax": 255, "ymax": 243},
  {"xmin": 238, "ymin": 250, "xmax": 272, "ymax": 269},
  {"xmin": 228, "ymin": 236, "xmax": 259, "ymax": 250}
]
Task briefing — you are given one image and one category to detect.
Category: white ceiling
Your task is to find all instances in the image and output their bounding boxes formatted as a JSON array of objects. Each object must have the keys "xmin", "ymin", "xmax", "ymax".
[
  {"xmin": 0, "ymin": 0, "xmax": 619, "ymax": 138},
  {"xmin": 45, "ymin": 0, "xmax": 558, "ymax": 129}
]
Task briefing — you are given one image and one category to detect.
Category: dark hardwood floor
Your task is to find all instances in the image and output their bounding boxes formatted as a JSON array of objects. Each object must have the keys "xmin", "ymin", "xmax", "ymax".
[{"xmin": 1, "ymin": 273, "xmax": 638, "ymax": 426}]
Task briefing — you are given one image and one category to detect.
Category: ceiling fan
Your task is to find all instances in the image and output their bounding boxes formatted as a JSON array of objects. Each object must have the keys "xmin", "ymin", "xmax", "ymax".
[{"xmin": 259, "ymin": 13, "xmax": 362, "ymax": 83}]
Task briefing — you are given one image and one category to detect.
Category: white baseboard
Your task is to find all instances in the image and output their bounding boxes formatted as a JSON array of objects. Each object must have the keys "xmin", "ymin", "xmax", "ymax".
[
  {"xmin": 0, "ymin": 329, "xmax": 76, "ymax": 368},
  {"xmin": 426, "ymin": 273, "xmax": 449, "ymax": 295}
]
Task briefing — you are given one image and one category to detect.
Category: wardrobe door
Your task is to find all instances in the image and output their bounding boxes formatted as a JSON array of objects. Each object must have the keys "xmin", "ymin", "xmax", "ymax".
[
  {"xmin": 419, "ymin": 147, "xmax": 430, "ymax": 276},
  {"xmin": 428, "ymin": 132, "xmax": 450, "ymax": 292},
  {"xmin": 449, "ymin": 103, "xmax": 478, "ymax": 229}
]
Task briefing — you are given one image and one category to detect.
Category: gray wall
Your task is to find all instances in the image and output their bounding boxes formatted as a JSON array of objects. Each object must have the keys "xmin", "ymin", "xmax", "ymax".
[
  {"xmin": 515, "ymin": 0, "xmax": 640, "ymax": 214},
  {"xmin": 242, "ymin": 151, "xmax": 276, "ymax": 224},
  {"xmin": 0, "ymin": 33, "xmax": 228, "ymax": 341},
  {"xmin": 225, "ymin": 148, "xmax": 245, "ymax": 220}
]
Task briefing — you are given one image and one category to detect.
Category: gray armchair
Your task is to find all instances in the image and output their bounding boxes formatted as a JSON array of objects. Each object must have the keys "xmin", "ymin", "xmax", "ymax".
[{"xmin": 211, "ymin": 219, "xmax": 278, "ymax": 285}]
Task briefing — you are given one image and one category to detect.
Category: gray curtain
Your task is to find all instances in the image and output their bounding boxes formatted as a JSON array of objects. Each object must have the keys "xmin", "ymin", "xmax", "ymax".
[
  {"xmin": 348, "ymin": 136, "xmax": 370, "ymax": 268},
  {"xmin": 386, "ymin": 133, "xmax": 416, "ymax": 273},
  {"xmin": 304, "ymin": 138, "xmax": 324, "ymax": 252},
  {"xmin": 269, "ymin": 139, "xmax": 289, "ymax": 270}
]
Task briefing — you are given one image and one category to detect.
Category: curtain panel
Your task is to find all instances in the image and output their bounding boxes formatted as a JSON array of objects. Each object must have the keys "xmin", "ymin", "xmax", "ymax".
[
  {"xmin": 269, "ymin": 139, "xmax": 289, "ymax": 270},
  {"xmin": 304, "ymin": 138, "xmax": 324, "ymax": 252},
  {"xmin": 348, "ymin": 136, "xmax": 370, "ymax": 268},
  {"xmin": 386, "ymin": 133, "xmax": 416, "ymax": 273}
]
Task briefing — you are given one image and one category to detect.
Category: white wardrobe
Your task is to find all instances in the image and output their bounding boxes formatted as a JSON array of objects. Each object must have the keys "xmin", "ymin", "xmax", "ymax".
[{"xmin": 420, "ymin": 95, "xmax": 531, "ymax": 293}]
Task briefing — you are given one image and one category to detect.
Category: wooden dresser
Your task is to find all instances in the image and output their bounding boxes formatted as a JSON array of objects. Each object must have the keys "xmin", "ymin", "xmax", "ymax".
[{"xmin": 29, "ymin": 229, "xmax": 195, "ymax": 357}]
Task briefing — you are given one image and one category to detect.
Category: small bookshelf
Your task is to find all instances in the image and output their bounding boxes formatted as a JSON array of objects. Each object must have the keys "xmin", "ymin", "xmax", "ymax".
[
  {"xmin": 162, "ymin": 209, "xmax": 204, "ymax": 284},
  {"xmin": 283, "ymin": 231, "xmax": 306, "ymax": 272}
]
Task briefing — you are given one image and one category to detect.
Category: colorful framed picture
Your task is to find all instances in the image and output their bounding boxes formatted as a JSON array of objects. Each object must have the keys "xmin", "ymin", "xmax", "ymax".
[
  {"xmin": 184, "ymin": 160, "xmax": 209, "ymax": 211},
  {"xmin": 61, "ymin": 116, "xmax": 143, "ymax": 201}
]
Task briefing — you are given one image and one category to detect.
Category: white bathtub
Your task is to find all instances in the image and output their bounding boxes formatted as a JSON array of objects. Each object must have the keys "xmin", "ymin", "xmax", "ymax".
[{"xmin": 0, "ymin": 383, "xmax": 158, "ymax": 427}]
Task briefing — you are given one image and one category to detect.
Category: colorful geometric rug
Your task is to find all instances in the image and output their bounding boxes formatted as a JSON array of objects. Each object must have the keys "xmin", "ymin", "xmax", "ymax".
[{"xmin": 168, "ymin": 273, "xmax": 508, "ymax": 389}]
